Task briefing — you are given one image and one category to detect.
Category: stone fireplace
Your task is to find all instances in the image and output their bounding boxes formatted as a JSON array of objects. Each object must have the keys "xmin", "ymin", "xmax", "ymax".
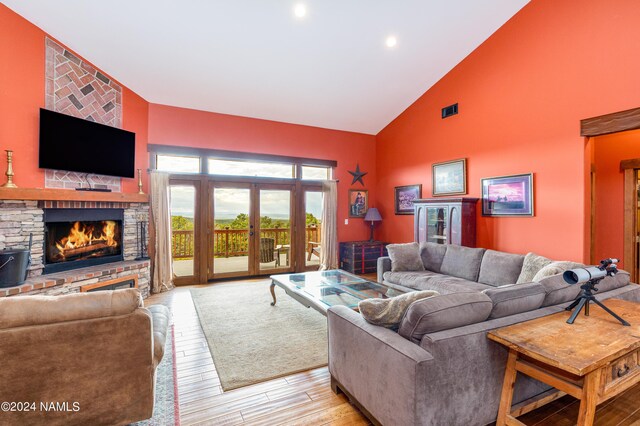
[
  {"xmin": 43, "ymin": 208, "xmax": 125, "ymax": 274},
  {"xmin": 0, "ymin": 197, "xmax": 150, "ymax": 298}
]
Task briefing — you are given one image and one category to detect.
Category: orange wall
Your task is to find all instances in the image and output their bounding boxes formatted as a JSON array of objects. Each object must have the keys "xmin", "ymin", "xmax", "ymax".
[
  {"xmin": 0, "ymin": 4, "xmax": 149, "ymax": 192},
  {"xmin": 0, "ymin": 4, "xmax": 45, "ymax": 188},
  {"xmin": 376, "ymin": 0, "xmax": 640, "ymax": 262},
  {"xmin": 148, "ymin": 104, "xmax": 377, "ymax": 242},
  {"xmin": 592, "ymin": 129, "xmax": 640, "ymax": 269}
]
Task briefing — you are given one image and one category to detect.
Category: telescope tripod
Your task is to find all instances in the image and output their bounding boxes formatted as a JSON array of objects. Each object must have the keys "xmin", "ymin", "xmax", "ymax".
[{"xmin": 565, "ymin": 279, "xmax": 630, "ymax": 326}]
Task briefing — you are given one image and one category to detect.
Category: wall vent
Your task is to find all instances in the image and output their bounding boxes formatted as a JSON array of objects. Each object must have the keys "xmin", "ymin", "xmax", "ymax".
[{"xmin": 441, "ymin": 103, "xmax": 458, "ymax": 119}]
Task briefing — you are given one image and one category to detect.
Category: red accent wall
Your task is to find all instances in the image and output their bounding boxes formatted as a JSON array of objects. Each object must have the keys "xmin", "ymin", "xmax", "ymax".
[
  {"xmin": 0, "ymin": 4, "xmax": 149, "ymax": 192},
  {"xmin": 376, "ymin": 0, "xmax": 640, "ymax": 262},
  {"xmin": 593, "ymin": 129, "xmax": 640, "ymax": 269},
  {"xmin": 0, "ymin": 4, "xmax": 45, "ymax": 188},
  {"xmin": 148, "ymin": 104, "xmax": 377, "ymax": 242}
]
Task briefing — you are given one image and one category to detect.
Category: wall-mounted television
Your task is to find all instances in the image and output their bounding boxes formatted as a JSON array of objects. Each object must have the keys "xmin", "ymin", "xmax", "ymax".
[{"xmin": 39, "ymin": 108, "xmax": 136, "ymax": 178}]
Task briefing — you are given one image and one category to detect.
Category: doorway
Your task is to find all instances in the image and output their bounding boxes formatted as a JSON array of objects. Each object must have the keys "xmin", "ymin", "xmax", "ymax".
[{"xmin": 582, "ymin": 108, "xmax": 640, "ymax": 281}]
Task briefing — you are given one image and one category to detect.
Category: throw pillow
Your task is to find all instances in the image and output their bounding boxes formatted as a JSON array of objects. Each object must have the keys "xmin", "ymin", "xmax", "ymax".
[
  {"xmin": 358, "ymin": 290, "xmax": 439, "ymax": 329},
  {"xmin": 419, "ymin": 242, "xmax": 448, "ymax": 272},
  {"xmin": 532, "ymin": 261, "xmax": 584, "ymax": 282},
  {"xmin": 516, "ymin": 252, "xmax": 552, "ymax": 284},
  {"xmin": 387, "ymin": 242, "xmax": 425, "ymax": 272}
]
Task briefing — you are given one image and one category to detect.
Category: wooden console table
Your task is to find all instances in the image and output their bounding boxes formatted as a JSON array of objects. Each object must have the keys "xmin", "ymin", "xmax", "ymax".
[{"xmin": 488, "ymin": 299, "xmax": 640, "ymax": 426}]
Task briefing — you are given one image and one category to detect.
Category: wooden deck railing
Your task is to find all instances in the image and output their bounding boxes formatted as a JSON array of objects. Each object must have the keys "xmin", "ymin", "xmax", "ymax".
[{"xmin": 172, "ymin": 226, "xmax": 320, "ymax": 259}]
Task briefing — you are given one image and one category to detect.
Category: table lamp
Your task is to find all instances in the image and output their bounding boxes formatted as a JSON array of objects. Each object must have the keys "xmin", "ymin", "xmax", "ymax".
[{"xmin": 364, "ymin": 208, "xmax": 382, "ymax": 241}]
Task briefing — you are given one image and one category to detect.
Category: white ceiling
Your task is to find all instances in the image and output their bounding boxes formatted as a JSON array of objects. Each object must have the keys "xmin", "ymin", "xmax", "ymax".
[{"xmin": 2, "ymin": 0, "xmax": 529, "ymax": 134}]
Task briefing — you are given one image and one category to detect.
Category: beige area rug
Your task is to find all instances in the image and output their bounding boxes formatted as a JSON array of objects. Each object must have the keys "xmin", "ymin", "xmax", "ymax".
[{"xmin": 190, "ymin": 280, "xmax": 328, "ymax": 391}]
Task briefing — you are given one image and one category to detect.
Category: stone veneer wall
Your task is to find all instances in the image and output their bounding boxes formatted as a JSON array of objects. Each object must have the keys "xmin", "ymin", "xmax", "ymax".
[{"xmin": 0, "ymin": 200, "xmax": 148, "ymax": 281}]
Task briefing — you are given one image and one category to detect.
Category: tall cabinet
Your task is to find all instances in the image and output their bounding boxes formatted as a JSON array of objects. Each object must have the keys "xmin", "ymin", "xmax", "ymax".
[{"xmin": 414, "ymin": 198, "xmax": 478, "ymax": 247}]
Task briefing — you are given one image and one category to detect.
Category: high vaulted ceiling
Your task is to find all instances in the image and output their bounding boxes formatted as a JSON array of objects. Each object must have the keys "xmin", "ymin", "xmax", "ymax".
[{"xmin": 3, "ymin": 0, "xmax": 529, "ymax": 134}]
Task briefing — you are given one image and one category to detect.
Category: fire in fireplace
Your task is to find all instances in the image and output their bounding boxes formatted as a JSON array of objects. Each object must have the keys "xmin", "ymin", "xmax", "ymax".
[
  {"xmin": 44, "ymin": 209, "xmax": 124, "ymax": 274},
  {"xmin": 49, "ymin": 220, "xmax": 121, "ymax": 263}
]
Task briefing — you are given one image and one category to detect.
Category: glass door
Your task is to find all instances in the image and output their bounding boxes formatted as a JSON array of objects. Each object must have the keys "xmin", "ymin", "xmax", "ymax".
[
  {"xmin": 256, "ymin": 185, "xmax": 295, "ymax": 274},
  {"xmin": 427, "ymin": 206, "xmax": 448, "ymax": 244},
  {"xmin": 209, "ymin": 183, "xmax": 252, "ymax": 279},
  {"xmin": 304, "ymin": 190, "xmax": 323, "ymax": 270},
  {"xmin": 169, "ymin": 179, "xmax": 200, "ymax": 285}
]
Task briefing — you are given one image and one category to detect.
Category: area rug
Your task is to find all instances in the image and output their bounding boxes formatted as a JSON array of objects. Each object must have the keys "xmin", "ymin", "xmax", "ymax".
[
  {"xmin": 132, "ymin": 324, "xmax": 180, "ymax": 426},
  {"xmin": 191, "ymin": 280, "xmax": 328, "ymax": 391}
]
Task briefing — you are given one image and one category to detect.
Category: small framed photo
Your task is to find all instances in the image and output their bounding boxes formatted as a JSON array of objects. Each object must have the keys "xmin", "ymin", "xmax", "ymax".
[
  {"xmin": 394, "ymin": 184, "xmax": 422, "ymax": 215},
  {"xmin": 481, "ymin": 173, "xmax": 534, "ymax": 217},
  {"xmin": 348, "ymin": 189, "xmax": 368, "ymax": 218},
  {"xmin": 432, "ymin": 158, "xmax": 467, "ymax": 196}
]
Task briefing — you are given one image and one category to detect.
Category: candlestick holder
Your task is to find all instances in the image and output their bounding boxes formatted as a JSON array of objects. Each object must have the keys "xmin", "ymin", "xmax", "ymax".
[
  {"xmin": 137, "ymin": 168, "xmax": 144, "ymax": 194},
  {"xmin": 2, "ymin": 150, "xmax": 17, "ymax": 188}
]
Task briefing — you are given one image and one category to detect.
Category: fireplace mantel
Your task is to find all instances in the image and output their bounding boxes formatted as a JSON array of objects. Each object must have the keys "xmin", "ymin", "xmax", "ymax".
[{"xmin": 0, "ymin": 188, "xmax": 149, "ymax": 203}]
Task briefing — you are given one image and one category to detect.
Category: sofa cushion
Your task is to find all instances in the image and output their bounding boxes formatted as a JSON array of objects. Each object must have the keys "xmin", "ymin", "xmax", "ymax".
[
  {"xmin": 0, "ymin": 288, "xmax": 142, "ymax": 330},
  {"xmin": 593, "ymin": 270, "xmax": 631, "ymax": 293},
  {"xmin": 384, "ymin": 271, "xmax": 492, "ymax": 294},
  {"xmin": 517, "ymin": 252, "xmax": 552, "ymax": 283},
  {"xmin": 482, "ymin": 282, "xmax": 546, "ymax": 319},
  {"xmin": 439, "ymin": 245, "xmax": 486, "ymax": 281},
  {"xmin": 532, "ymin": 261, "xmax": 584, "ymax": 282},
  {"xmin": 398, "ymin": 292, "xmax": 493, "ymax": 343},
  {"xmin": 387, "ymin": 242, "xmax": 425, "ymax": 272},
  {"xmin": 540, "ymin": 269, "xmax": 631, "ymax": 307},
  {"xmin": 538, "ymin": 273, "xmax": 582, "ymax": 307},
  {"xmin": 358, "ymin": 290, "xmax": 439, "ymax": 329},
  {"xmin": 383, "ymin": 270, "xmax": 441, "ymax": 287},
  {"xmin": 478, "ymin": 250, "xmax": 525, "ymax": 287},
  {"xmin": 419, "ymin": 242, "xmax": 448, "ymax": 273}
]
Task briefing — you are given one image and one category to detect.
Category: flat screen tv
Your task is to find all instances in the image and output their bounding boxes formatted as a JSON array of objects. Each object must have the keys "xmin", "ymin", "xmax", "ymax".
[{"xmin": 39, "ymin": 108, "xmax": 136, "ymax": 178}]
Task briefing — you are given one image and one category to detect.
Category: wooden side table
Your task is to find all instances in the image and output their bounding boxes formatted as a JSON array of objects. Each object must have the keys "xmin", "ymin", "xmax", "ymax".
[{"xmin": 488, "ymin": 299, "xmax": 640, "ymax": 426}]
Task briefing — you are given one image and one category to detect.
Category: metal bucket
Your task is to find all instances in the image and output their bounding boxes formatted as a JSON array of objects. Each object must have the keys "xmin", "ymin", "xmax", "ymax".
[{"xmin": 0, "ymin": 249, "xmax": 30, "ymax": 288}]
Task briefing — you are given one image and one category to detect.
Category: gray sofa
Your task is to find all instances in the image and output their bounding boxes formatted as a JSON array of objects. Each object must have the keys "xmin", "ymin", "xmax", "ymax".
[{"xmin": 327, "ymin": 243, "xmax": 640, "ymax": 426}]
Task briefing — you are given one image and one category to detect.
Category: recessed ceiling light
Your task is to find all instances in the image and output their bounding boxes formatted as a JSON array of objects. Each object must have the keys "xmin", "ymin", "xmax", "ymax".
[
  {"xmin": 294, "ymin": 3, "xmax": 307, "ymax": 18},
  {"xmin": 385, "ymin": 35, "xmax": 398, "ymax": 48}
]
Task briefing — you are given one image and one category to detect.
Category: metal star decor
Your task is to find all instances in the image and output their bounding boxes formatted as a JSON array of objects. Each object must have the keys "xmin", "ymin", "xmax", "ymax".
[{"xmin": 348, "ymin": 164, "xmax": 368, "ymax": 186}]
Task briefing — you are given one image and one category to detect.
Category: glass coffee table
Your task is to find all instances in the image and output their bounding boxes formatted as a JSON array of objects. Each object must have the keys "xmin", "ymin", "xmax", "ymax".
[{"xmin": 270, "ymin": 269, "xmax": 407, "ymax": 316}]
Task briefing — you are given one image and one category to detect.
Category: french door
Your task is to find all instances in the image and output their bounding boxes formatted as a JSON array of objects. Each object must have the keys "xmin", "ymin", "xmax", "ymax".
[
  {"xmin": 208, "ymin": 182, "xmax": 296, "ymax": 279},
  {"xmin": 169, "ymin": 176, "xmax": 323, "ymax": 284}
]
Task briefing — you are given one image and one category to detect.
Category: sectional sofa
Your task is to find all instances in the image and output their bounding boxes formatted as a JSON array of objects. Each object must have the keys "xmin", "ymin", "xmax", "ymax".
[{"xmin": 327, "ymin": 243, "xmax": 640, "ymax": 426}]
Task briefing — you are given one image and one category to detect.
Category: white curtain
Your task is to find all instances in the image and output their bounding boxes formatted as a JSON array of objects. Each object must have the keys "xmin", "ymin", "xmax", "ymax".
[
  {"xmin": 150, "ymin": 171, "xmax": 174, "ymax": 293},
  {"xmin": 320, "ymin": 180, "xmax": 339, "ymax": 270}
]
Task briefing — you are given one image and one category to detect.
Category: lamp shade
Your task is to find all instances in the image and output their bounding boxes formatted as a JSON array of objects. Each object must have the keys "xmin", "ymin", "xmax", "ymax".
[{"xmin": 364, "ymin": 208, "xmax": 382, "ymax": 222}]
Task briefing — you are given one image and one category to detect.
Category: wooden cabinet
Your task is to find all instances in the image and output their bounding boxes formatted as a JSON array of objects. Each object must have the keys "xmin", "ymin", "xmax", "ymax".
[
  {"xmin": 339, "ymin": 241, "xmax": 388, "ymax": 274},
  {"xmin": 413, "ymin": 198, "xmax": 478, "ymax": 247}
]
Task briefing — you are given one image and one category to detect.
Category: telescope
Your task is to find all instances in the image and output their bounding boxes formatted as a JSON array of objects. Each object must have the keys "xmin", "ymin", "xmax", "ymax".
[
  {"xmin": 561, "ymin": 258, "xmax": 629, "ymax": 326},
  {"xmin": 562, "ymin": 258, "xmax": 618, "ymax": 285}
]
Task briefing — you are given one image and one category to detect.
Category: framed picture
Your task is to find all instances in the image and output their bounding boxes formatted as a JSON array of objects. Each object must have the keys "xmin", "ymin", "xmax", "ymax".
[
  {"xmin": 481, "ymin": 173, "xmax": 534, "ymax": 216},
  {"xmin": 432, "ymin": 158, "xmax": 467, "ymax": 196},
  {"xmin": 348, "ymin": 189, "xmax": 368, "ymax": 218},
  {"xmin": 394, "ymin": 184, "xmax": 422, "ymax": 215}
]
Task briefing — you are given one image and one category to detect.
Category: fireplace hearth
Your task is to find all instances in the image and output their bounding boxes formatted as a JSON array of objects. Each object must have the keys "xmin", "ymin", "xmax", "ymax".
[{"xmin": 44, "ymin": 209, "xmax": 124, "ymax": 274}]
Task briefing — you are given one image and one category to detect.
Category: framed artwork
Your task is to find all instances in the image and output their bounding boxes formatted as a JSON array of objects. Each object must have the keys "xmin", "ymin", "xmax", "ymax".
[
  {"xmin": 394, "ymin": 184, "xmax": 422, "ymax": 215},
  {"xmin": 481, "ymin": 173, "xmax": 534, "ymax": 217},
  {"xmin": 348, "ymin": 189, "xmax": 368, "ymax": 218},
  {"xmin": 432, "ymin": 158, "xmax": 467, "ymax": 196}
]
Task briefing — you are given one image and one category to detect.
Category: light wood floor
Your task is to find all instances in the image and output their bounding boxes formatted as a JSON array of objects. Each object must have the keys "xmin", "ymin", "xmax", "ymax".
[
  {"xmin": 146, "ymin": 280, "xmax": 640, "ymax": 426},
  {"xmin": 146, "ymin": 281, "xmax": 370, "ymax": 426}
]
